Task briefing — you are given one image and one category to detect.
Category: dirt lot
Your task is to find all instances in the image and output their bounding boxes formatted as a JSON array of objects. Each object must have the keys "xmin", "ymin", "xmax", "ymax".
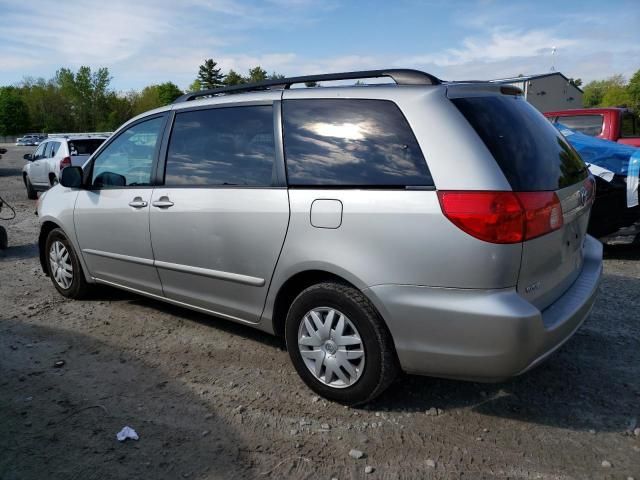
[{"xmin": 1, "ymin": 144, "xmax": 639, "ymax": 479}]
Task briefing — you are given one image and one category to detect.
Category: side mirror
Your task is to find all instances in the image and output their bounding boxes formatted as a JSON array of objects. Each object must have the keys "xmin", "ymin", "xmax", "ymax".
[
  {"xmin": 23, "ymin": 153, "xmax": 33, "ymax": 161},
  {"xmin": 60, "ymin": 166, "xmax": 83, "ymax": 188}
]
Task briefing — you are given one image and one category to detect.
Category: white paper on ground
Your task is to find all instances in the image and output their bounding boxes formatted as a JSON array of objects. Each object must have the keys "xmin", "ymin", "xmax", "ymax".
[{"xmin": 116, "ymin": 426, "xmax": 139, "ymax": 442}]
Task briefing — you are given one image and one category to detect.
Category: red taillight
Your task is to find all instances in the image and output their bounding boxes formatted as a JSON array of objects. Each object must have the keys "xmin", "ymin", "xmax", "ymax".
[
  {"xmin": 438, "ymin": 191, "xmax": 564, "ymax": 244},
  {"xmin": 59, "ymin": 156, "xmax": 71, "ymax": 169}
]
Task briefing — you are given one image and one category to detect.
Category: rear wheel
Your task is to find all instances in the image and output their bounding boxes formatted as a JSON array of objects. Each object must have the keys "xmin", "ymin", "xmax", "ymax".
[
  {"xmin": 45, "ymin": 228, "xmax": 91, "ymax": 299},
  {"xmin": 49, "ymin": 174, "xmax": 58, "ymax": 186},
  {"xmin": 285, "ymin": 282, "xmax": 398, "ymax": 405},
  {"xmin": 24, "ymin": 175, "xmax": 37, "ymax": 200}
]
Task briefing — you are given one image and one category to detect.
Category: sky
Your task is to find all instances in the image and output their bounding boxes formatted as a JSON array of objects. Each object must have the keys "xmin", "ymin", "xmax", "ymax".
[{"xmin": 0, "ymin": 0, "xmax": 638, "ymax": 91}]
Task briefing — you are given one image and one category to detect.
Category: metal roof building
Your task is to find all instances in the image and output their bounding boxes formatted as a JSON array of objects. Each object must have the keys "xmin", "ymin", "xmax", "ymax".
[{"xmin": 491, "ymin": 72, "xmax": 583, "ymax": 113}]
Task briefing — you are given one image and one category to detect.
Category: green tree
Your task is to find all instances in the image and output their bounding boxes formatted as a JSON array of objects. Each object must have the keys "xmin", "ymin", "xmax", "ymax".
[
  {"xmin": 582, "ymin": 75, "xmax": 626, "ymax": 107},
  {"xmin": 188, "ymin": 79, "xmax": 202, "ymax": 92},
  {"xmin": 157, "ymin": 82, "xmax": 183, "ymax": 104},
  {"xmin": 197, "ymin": 59, "xmax": 224, "ymax": 89},
  {"xmin": 247, "ymin": 66, "xmax": 268, "ymax": 83},
  {"xmin": 0, "ymin": 87, "xmax": 30, "ymax": 135},
  {"xmin": 224, "ymin": 70, "xmax": 246, "ymax": 86},
  {"xmin": 268, "ymin": 72, "xmax": 285, "ymax": 80},
  {"xmin": 626, "ymin": 69, "xmax": 640, "ymax": 113},
  {"xmin": 568, "ymin": 78, "xmax": 582, "ymax": 88}
]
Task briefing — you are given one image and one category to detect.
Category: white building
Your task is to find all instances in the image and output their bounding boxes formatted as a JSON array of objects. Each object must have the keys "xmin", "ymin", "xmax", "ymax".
[{"xmin": 491, "ymin": 72, "xmax": 583, "ymax": 113}]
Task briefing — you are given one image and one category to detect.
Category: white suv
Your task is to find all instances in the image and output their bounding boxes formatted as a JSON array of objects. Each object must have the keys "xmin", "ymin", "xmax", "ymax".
[{"xmin": 22, "ymin": 136, "xmax": 107, "ymax": 199}]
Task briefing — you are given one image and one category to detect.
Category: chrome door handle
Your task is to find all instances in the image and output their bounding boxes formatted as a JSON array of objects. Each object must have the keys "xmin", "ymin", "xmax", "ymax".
[
  {"xmin": 152, "ymin": 196, "xmax": 174, "ymax": 208},
  {"xmin": 128, "ymin": 197, "xmax": 148, "ymax": 208}
]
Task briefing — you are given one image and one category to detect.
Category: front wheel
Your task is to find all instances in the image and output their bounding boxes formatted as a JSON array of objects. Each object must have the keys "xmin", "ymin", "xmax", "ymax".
[
  {"xmin": 45, "ymin": 228, "xmax": 91, "ymax": 298},
  {"xmin": 285, "ymin": 282, "xmax": 398, "ymax": 405},
  {"xmin": 24, "ymin": 175, "xmax": 37, "ymax": 200}
]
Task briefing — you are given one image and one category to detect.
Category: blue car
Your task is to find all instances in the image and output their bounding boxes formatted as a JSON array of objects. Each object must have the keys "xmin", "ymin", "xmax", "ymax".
[{"xmin": 556, "ymin": 123, "xmax": 640, "ymax": 238}]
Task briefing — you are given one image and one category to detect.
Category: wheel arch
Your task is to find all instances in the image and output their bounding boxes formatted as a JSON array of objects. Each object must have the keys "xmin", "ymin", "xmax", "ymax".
[
  {"xmin": 268, "ymin": 269, "xmax": 394, "ymax": 347},
  {"xmin": 38, "ymin": 220, "xmax": 62, "ymax": 275}
]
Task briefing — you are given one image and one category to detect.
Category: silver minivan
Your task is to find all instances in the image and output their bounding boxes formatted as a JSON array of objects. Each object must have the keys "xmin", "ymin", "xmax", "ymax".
[{"xmin": 37, "ymin": 70, "xmax": 602, "ymax": 404}]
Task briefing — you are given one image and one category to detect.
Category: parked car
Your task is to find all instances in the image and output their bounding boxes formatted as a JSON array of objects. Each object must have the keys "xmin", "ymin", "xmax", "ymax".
[
  {"xmin": 555, "ymin": 123, "xmax": 640, "ymax": 238},
  {"xmin": 22, "ymin": 136, "xmax": 107, "ymax": 199},
  {"xmin": 545, "ymin": 108, "xmax": 640, "ymax": 147},
  {"xmin": 37, "ymin": 69, "xmax": 602, "ymax": 404},
  {"xmin": 16, "ymin": 134, "xmax": 45, "ymax": 146}
]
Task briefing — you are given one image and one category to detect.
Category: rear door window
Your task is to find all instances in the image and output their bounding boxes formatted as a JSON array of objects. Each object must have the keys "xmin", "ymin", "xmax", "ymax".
[
  {"xmin": 69, "ymin": 139, "xmax": 106, "ymax": 156},
  {"xmin": 283, "ymin": 99, "xmax": 432, "ymax": 187},
  {"xmin": 554, "ymin": 114, "xmax": 603, "ymax": 136},
  {"xmin": 164, "ymin": 105, "xmax": 275, "ymax": 186},
  {"xmin": 452, "ymin": 96, "xmax": 587, "ymax": 191}
]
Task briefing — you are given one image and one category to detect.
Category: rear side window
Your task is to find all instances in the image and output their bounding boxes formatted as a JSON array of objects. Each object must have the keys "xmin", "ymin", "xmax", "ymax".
[
  {"xmin": 621, "ymin": 112, "xmax": 639, "ymax": 138},
  {"xmin": 553, "ymin": 114, "xmax": 603, "ymax": 136},
  {"xmin": 69, "ymin": 139, "xmax": 105, "ymax": 156},
  {"xmin": 452, "ymin": 96, "xmax": 587, "ymax": 191},
  {"xmin": 283, "ymin": 99, "xmax": 432, "ymax": 187},
  {"xmin": 165, "ymin": 105, "xmax": 275, "ymax": 186}
]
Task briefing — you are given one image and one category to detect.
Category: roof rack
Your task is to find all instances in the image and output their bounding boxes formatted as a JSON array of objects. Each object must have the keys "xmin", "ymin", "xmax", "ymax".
[{"xmin": 174, "ymin": 69, "xmax": 441, "ymax": 103}]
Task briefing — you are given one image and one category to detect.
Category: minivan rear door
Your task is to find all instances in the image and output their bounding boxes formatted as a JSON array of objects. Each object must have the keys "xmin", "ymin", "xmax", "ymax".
[
  {"xmin": 149, "ymin": 100, "xmax": 289, "ymax": 324},
  {"xmin": 451, "ymin": 91, "xmax": 592, "ymax": 310}
]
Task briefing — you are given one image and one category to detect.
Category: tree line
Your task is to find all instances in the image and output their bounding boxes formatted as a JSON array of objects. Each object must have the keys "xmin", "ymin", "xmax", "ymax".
[
  {"xmin": 0, "ymin": 59, "xmax": 638, "ymax": 136},
  {"xmin": 0, "ymin": 59, "xmax": 288, "ymax": 136}
]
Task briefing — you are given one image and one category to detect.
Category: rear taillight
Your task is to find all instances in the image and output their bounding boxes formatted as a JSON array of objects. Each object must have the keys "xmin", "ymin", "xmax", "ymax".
[
  {"xmin": 437, "ymin": 191, "xmax": 564, "ymax": 244},
  {"xmin": 59, "ymin": 156, "xmax": 71, "ymax": 169}
]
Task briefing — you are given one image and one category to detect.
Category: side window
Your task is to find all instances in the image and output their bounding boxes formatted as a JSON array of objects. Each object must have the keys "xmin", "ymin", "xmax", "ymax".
[
  {"xmin": 165, "ymin": 105, "xmax": 275, "ymax": 186},
  {"xmin": 621, "ymin": 113, "xmax": 638, "ymax": 138},
  {"xmin": 49, "ymin": 142, "xmax": 60, "ymax": 157},
  {"xmin": 91, "ymin": 116, "xmax": 164, "ymax": 188},
  {"xmin": 33, "ymin": 143, "xmax": 47, "ymax": 160},
  {"xmin": 283, "ymin": 99, "xmax": 432, "ymax": 186}
]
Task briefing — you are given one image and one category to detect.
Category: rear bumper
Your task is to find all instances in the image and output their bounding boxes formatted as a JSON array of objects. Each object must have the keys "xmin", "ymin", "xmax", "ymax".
[{"xmin": 364, "ymin": 235, "xmax": 603, "ymax": 380}]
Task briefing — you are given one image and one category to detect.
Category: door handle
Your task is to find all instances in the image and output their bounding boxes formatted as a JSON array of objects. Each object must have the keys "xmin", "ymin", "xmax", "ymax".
[
  {"xmin": 128, "ymin": 197, "xmax": 148, "ymax": 208},
  {"xmin": 152, "ymin": 196, "xmax": 174, "ymax": 208}
]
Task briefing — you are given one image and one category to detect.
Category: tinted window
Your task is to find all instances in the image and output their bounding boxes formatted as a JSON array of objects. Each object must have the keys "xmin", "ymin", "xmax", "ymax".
[
  {"xmin": 621, "ymin": 112, "xmax": 639, "ymax": 138},
  {"xmin": 49, "ymin": 141, "xmax": 60, "ymax": 157},
  {"xmin": 69, "ymin": 139, "xmax": 105, "ymax": 156},
  {"xmin": 91, "ymin": 116, "xmax": 164, "ymax": 187},
  {"xmin": 453, "ymin": 96, "xmax": 587, "ymax": 190},
  {"xmin": 165, "ymin": 106, "xmax": 275, "ymax": 186},
  {"xmin": 283, "ymin": 99, "xmax": 432, "ymax": 186},
  {"xmin": 553, "ymin": 114, "xmax": 603, "ymax": 136},
  {"xmin": 43, "ymin": 142, "xmax": 54, "ymax": 158}
]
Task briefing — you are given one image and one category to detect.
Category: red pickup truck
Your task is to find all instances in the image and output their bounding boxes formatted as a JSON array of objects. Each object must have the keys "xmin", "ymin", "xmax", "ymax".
[{"xmin": 544, "ymin": 107, "xmax": 640, "ymax": 147}]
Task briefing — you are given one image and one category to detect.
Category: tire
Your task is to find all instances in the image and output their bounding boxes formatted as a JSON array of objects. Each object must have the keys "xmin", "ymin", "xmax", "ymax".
[
  {"xmin": 0, "ymin": 226, "xmax": 7, "ymax": 250},
  {"xmin": 45, "ymin": 228, "xmax": 91, "ymax": 299},
  {"xmin": 285, "ymin": 282, "xmax": 398, "ymax": 405},
  {"xmin": 24, "ymin": 175, "xmax": 37, "ymax": 200},
  {"xmin": 50, "ymin": 175, "xmax": 58, "ymax": 186}
]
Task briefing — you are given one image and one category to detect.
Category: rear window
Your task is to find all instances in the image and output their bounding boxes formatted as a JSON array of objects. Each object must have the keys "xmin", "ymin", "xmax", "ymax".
[
  {"xmin": 452, "ymin": 96, "xmax": 587, "ymax": 191},
  {"xmin": 283, "ymin": 99, "xmax": 432, "ymax": 187},
  {"xmin": 553, "ymin": 114, "xmax": 603, "ymax": 136},
  {"xmin": 69, "ymin": 139, "xmax": 105, "ymax": 156}
]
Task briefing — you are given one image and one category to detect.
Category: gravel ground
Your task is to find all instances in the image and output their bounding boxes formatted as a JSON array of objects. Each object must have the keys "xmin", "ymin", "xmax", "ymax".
[{"xmin": 1, "ymin": 144, "xmax": 639, "ymax": 479}]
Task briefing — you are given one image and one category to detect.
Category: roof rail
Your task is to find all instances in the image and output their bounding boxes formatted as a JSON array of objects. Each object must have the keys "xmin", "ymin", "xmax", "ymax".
[{"xmin": 174, "ymin": 69, "xmax": 441, "ymax": 103}]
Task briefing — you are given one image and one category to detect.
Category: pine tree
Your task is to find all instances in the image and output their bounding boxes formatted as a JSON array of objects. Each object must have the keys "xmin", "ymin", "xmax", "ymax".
[{"xmin": 197, "ymin": 59, "xmax": 224, "ymax": 89}]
